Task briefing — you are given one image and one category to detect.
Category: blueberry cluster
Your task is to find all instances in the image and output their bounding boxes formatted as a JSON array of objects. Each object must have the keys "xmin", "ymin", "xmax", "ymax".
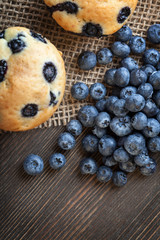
[
  {"xmin": 24, "ymin": 24, "xmax": 160, "ymax": 187},
  {"xmin": 65, "ymin": 24, "xmax": 160, "ymax": 187},
  {"xmin": 77, "ymin": 24, "xmax": 160, "ymax": 71},
  {"xmin": 23, "ymin": 153, "xmax": 66, "ymax": 175},
  {"xmin": 69, "ymin": 81, "xmax": 158, "ymax": 186}
]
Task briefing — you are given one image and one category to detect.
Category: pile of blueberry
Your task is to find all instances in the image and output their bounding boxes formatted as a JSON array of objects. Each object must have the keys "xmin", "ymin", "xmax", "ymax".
[
  {"xmin": 57, "ymin": 24, "xmax": 160, "ymax": 187},
  {"xmin": 23, "ymin": 24, "xmax": 160, "ymax": 187}
]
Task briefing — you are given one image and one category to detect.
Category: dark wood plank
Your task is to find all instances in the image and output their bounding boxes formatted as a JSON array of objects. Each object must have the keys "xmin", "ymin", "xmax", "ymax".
[{"xmin": 0, "ymin": 127, "xmax": 160, "ymax": 240}]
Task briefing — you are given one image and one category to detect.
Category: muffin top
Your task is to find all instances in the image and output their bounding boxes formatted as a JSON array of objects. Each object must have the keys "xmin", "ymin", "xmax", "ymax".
[
  {"xmin": 0, "ymin": 27, "xmax": 66, "ymax": 131},
  {"xmin": 44, "ymin": 0, "xmax": 138, "ymax": 37}
]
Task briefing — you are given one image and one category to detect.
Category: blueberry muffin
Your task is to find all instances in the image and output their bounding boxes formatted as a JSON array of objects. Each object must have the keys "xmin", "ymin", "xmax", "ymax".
[
  {"xmin": 0, "ymin": 27, "xmax": 66, "ymax": 131},
  {"xmin": 44, "ymin": 0, "xmax": 138, "ymax": 37}
]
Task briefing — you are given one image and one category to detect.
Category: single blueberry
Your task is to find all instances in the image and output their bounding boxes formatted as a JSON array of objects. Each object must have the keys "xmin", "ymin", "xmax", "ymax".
[
  {"xmin": 71, "ymin": 82, "xmax": 89, "ymax": 100},
  {"xmin": 0, "ymin": 60, "xmax": 8, "ymax": 82},
  {"xmin": 120, "ymin": 86, "xmax": 137, "ymax": 100},
  {"xmin": 102, "ymin": 155, "xmax": 117, "ymax": 167},
  {"xmin": 143, "ymin": 49, "xmax": 160, "ymax": 66},
  {"xmin": 156, "ymin": 111, "xmax": 160, "ymax": 122},
  {"xmin": 58, "ymin": 132, "xmax": 76, "ymax": 150},
  {"xmin": 50, "ymin": 2, "xmax": 78, "ymax": 14},
  {"xmin": 130, "ymin": 69, "xmax": 147, "ymax": 87},
  {"xmin": 140, "ymin": 158, "xmax": 157, "ymax": 176},
  {"xmin": 148, "ymin": 71, "xmax": 160, "ymax": 90},
  {"xmin": 97, "ymin": 166, "xmax": 113, "ymax": 183},
  {"xmin": 141, "ymin": 64, "xmax": 156, "ymax": 78},
  {"xmin": 66, "ymin": 119, "xmax": 82, "ymax": 136},
  {"xmin": 143, "ymin": 118, "xmax": 160, "ymax": 138},
  {"xmin": 112, "ymin": 171, "xmax": 127, "ymax": 187},
  {"xmin": 82, "ymin": 23, "xmax": 103, "ymax": 38},
  {"xmin": 92, "ymin": 126, "xmax": 107, "ymax": 139},
  {"xmin": 137, "ymin": 83, "xmax": 153, "ymax": 99},
  {"xmin": 97, "ymin": 48, "xmax": 113, "ymax": 65},
  {"xmin": 82, "ymin": 134, "xmax": 99, "ymax": 153},
  {"xmin": 129, "ymin": 36, "xmax": 146, "ymax": 54},
  {"xmin": 134, "ymin": 152, "xmax": 150, "ymax": 167},
  {"xmin": 121, "ymin": 57, "xmax": 139, "ymax": 72},
  {"xmin": 114, "ymin": 25, "xmax": 132, "ymax": 42},
  {"xmin": 77, "ymin": 51, "xmax": 97, "ymax": 70},
  {"xmin": 153, "ymin": 90, "xmax": 160, "ymax": 107},
  {"xmin": 49, "ymin": 91, "xmax": 57, "ymax": 106},
  {"xmin": 78, "ymin": 105, "xmax": 98, "ymax": 127},
  {"xmin": 112, "ymin": 99, "xmax": 129, "ymax": 117},
  {"xmin": 117, "ymin": 7, "xmax": 131, "ymax": 24},
  {"xmin": 43, "ymin": 62, "xmax": 57, "ymax": 83},
  {"xmin": 49, "ymin": 153, "xmax": 66, "ymax": 170},
  {"xmin": 95, "ymin": 112, "xmax": 111, "ymax": 128},
  {"xmin": 125, "ymin": 94, "xmax": 145, "ymax": 112},
  {"xmin": 111, "ymin": 41, "xmax": 130, "ymax": 58},
  {"xmin": 119, "ymin": 159, "xmax": 136, "ymax": 173},
  {"xmin": 124, "ymin": 133, "xmax": 146, "ymax": 156},
  {"xmin": 148, "ymin": 137, "xmax": 160, "ymax": 152},
  {"xmin": 114, "ymin": 67, "xmax": 130, "ymax": 87},
  {"xmin": 98, "ymin": 135, "xmax": 117, "ymax": 157},
  {"xmin": 104, "ymin": 68, "xmax": 116, "ymax": 86},
  {"xmin": 142, "ymin": 99, "xmax": 159, "ymax": 117},
  {"xmin": 105, "ymin": 96, "xmax": 119, "ymax": 113},
  {"xmin": 30, "ymin": 31, "xmax": 47, "ymax": 43},
  {"xmin": 21, "ymin": 104, "xmax": 38, "ymax": 117},
  {"xmin": 95, "ymin": 99, "xmax": 107, "ymax": 112},
  {"xmin": 80, "ymin": 158, "xmax": 98, "ymax": 175},
  {"xmin": 23, "ymin": 154, "xmax": 44, "ymax": 175},
  {"xmin": 147, "ymin": 24, "xmax": 160, "ymax": 44},
  {"xmin": 131, "ymin": 112, "xmax": 148, "ymax": 130},
  {"xmin": 89, "ymin": 83, "xmax": 107, "ymax": 100},
  {"xmin": 8, "ymin": 38, "xmax": 26, "ymax": 53},
  {"xmin": 110, "ymin": 116, "xmax": 132, "ymax": 137},
  {"xmin": 113, "ymin": 147, "xmax": 129, "ymax": 163}
]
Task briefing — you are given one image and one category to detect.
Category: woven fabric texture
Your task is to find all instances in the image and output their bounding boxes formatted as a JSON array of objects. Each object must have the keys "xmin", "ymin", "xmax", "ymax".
[{"xmin": 0, "ymin": 0, "xmax": 160, "ymax": 128}]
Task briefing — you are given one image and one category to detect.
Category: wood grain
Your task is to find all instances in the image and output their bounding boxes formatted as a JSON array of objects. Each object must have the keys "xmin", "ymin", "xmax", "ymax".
[{"xmin": 0, "ymin": 127, "xmax": 160, "ymax": 240}]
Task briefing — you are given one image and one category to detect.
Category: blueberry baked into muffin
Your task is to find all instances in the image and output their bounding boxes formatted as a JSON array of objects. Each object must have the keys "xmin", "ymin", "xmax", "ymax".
[
  {"xmin": 0, "ymin": 27, "xmax": 66, "ymax": 131},
  {"xmin": 44, "ymin": 0, "xmax": 138, "ymax": 37}
]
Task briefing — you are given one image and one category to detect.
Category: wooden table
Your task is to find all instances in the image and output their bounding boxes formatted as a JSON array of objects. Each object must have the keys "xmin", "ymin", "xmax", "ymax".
[{"xmin": 1, "ymin": 126, "xmax": 160, "ymax": 240}]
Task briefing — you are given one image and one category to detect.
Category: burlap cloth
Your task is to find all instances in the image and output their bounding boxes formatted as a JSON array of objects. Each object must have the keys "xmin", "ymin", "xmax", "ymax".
[{"xmin": 0, "ymin": 0, "xmax": 160, "ymax": 129}]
